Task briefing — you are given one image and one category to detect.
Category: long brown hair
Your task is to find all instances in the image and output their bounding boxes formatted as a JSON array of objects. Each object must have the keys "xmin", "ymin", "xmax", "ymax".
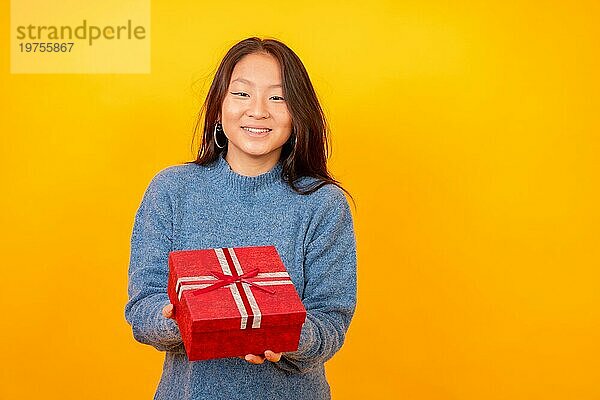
[{"xmin": 187, "ymin": 37, "xmax": 354, "ymax": 205}]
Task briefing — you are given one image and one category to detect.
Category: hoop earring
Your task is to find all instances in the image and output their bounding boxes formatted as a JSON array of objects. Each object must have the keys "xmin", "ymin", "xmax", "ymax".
[
  {"xmin": 214, "ymin": 121, "xmax": 226, "ymax": 149},
  {"xmin": 291, "ymin": 133, "xmax": 298, "ymax": 153}
]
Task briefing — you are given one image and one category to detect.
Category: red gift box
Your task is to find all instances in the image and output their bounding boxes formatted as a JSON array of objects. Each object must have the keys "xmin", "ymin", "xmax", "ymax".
[{"xmin": 167, "ymin": 245, "xmax": 307, "ymax": 361}]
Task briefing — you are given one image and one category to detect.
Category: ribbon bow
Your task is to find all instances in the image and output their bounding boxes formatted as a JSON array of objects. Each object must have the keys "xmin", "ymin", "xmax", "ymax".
[{"xmin": 191, "ymin": 268, "xmax": 275, "ymax": 296}]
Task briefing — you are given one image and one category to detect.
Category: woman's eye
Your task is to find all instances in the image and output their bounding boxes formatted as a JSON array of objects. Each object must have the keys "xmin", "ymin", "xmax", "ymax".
[{"xmin": 230, "ymin": 92, "xmax": 284, "ymax": 101}]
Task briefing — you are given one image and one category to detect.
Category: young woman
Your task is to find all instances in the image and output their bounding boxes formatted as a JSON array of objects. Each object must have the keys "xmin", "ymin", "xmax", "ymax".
[{"xmin": 125, "ymin": 37, "xmax": 357, "ymax": 400}]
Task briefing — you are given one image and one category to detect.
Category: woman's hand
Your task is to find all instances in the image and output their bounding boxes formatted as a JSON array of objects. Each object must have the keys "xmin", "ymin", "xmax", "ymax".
[
  {"xmin": 239, "ymin": 350, "xmax": 282, "ymax": 364},
  {"xmin": 162, "ymin": 303, "xmax": 175, "ymax": 319}
]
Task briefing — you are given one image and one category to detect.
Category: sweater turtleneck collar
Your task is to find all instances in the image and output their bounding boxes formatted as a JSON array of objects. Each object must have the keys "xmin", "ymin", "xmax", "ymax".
[{"xmin": 207, "ymin": 152, "xmax": 284, "ymax": 195}]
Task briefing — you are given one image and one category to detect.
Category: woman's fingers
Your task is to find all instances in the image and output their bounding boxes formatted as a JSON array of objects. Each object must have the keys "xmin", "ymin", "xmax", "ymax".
[
  {"xmin": 264, "ymin": 350, "xmax": 282, "ymax": 362},
  {"xmin": 241, "ymin": 351, "xmax": 282, "ymax": 364},
  {"xmin": 243, "ymin": 354, "xmax": 266, "ymax": 364},
  {"xmin": 162, "ymin": 303, "xmax": 174, "ymax": 319}
]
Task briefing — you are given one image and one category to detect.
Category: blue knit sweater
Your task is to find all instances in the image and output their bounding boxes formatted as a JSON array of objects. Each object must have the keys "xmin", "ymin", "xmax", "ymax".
[{"xmin": 125, "ymin": 152, "xmax": 357, "ymax": 400}]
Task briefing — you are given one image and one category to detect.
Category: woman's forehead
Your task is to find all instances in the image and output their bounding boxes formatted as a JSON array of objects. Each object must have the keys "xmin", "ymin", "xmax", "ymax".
[
  {"xmin": 230, "ymin": 53, "xmax": 282, "ymax": 86},
  {"xmin": 231, "ymin": 77, "xmax": 282, "ymax": 88}
]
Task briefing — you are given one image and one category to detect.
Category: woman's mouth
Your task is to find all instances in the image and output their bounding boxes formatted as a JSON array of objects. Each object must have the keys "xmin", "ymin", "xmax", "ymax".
[{"xmin": 241, "ymin": 126, "xmax": 272, "ymax": 136}]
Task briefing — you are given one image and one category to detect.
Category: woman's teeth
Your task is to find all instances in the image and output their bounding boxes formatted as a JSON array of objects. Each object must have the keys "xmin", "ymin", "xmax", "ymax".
[{"xmin": 242, "ymin": 127, "xmax": 271, "ymax": 134}]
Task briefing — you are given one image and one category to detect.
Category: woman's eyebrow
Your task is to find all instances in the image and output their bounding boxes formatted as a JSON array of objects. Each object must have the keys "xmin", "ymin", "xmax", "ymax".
[{"xmin": 231, "ymin": 77, "xmax": 282, "ymax": 88}]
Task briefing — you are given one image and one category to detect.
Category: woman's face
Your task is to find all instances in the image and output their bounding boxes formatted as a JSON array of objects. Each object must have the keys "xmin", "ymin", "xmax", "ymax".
[{"xmin": 221, "ymin": 52, "xmax": 293, "ymax": 168}]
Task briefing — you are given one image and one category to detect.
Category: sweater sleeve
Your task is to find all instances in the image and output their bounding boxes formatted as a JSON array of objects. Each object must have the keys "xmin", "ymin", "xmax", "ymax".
[
  {"xmin": 124, "ymin": 170, "xmax": 185, "ymax": 354},
  {"xmin": 275, "ymin": 186, "xmax": 357, "ymax": 374}
]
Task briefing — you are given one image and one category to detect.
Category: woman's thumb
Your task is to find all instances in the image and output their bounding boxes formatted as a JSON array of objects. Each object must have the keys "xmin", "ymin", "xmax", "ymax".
[{"xmin": 162, "ymin": 303, "xmax": 174, "ymax": 318}]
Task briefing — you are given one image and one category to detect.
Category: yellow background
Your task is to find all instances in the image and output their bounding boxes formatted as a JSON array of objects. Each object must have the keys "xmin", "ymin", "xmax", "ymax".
[{"xmin": 1, "ymin": 1, "xmax": 599, "ymax": 399}]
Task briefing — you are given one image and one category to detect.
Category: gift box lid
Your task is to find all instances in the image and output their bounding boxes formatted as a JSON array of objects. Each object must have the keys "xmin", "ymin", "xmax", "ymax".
[{"xmin": 168, "ymin": 246, "xmax": 307, "ymax": 333}]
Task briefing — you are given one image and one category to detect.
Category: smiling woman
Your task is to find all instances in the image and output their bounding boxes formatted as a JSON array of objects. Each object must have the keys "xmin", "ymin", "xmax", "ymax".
[
  {"xmin": 190, "ymin": 37, "xmax": 352, "ymax": 196},
  {"xmin": 125, "ymin": 36, "xmax": 357, "ymax": 400},
  {"xmin": 219, "ymin": 52, "xmax": 293, "ymax": 175}
]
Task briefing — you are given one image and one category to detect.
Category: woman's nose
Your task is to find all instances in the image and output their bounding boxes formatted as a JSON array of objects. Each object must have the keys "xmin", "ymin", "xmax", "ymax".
[{"xmin": 246, "ymin": 97, "xmax": 270, "ymax": 119}]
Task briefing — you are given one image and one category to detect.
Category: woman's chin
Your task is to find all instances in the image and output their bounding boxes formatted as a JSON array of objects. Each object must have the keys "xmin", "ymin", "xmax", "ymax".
[{"xmin": 232, "ymin": 145, "xmax": 275, "ymax": 158}]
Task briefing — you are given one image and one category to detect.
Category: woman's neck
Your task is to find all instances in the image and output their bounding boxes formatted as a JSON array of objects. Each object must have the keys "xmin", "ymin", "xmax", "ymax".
[{"xmin": 225, "ymin": 150, "xmax": 282, "ymax": 177}]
